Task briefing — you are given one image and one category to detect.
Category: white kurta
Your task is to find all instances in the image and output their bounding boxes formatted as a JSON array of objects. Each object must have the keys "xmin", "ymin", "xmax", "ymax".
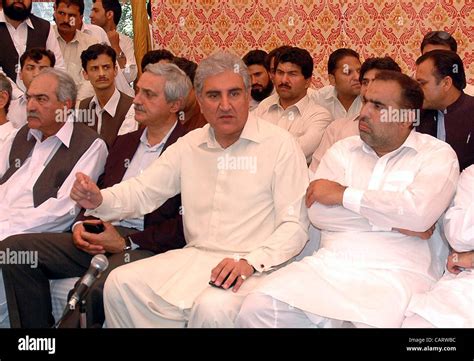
[
  {"xmin": 0, "ymin": 120, "xmax": 108, "ymax": 239},
  {"xmin": 309, "ymin": 115, "xmax": 359, "ymax": 172},
  {"xmin": 88, "ymin": 114, "xmax": 310, "ymax": 309},
  {"xmin": 405, "ymin": 165, "xmax": 474, "ymax": 328},
  {"xmin": 309, "ymin": 85, "xmax": 362, "ymax": 121},
  {"xmin": 253, "ymin": 131, "xmax": 459, "ymax": 327},
  {"xmin": 254, "ymin": 93, "xmax": 332, "ymax": 162}
]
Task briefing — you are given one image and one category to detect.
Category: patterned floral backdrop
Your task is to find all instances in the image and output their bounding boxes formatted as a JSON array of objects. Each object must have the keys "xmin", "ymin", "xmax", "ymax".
[{"xmin": 150, "ymin": 0, "xmax": 474, "ymax": 87}]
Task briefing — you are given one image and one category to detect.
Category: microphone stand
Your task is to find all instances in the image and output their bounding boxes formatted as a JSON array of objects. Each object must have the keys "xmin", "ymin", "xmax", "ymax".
[{"xmin": 53, "ymin": 291, "xmax": 88, "ymax": 328}]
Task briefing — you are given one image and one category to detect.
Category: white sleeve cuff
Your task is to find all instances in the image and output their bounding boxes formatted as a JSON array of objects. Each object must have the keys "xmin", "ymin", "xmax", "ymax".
[
  {"xmin": 342, "ymin": 187, "xmax": 364, "ymax": 214},
  {"xmin": 71, "ymin": 221, "xmax": 83, "ymax": 231}
]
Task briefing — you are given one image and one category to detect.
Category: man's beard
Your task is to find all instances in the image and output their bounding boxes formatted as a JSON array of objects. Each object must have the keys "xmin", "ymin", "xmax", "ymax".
[
  {"xmin": 251, "ymin": 81, "xmax": 274, "ymax": 102},
  {"xmin": 3, "ymin": 1, "xmax": 32, "ymax": 22}
]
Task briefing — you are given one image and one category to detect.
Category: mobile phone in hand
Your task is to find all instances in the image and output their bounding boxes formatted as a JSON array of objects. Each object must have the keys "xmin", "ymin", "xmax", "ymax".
[{"xmin": 83, "ymin": 222, "xmax": 105, "ymax": 234}]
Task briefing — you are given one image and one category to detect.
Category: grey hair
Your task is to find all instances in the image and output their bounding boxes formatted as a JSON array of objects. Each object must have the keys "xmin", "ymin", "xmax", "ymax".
[
  {"xmin": 194, "ymin": 52, "xmax": 250, "ymax": 95},
  {"xmin": 0, "ymin": 73, "xmax": 12, "ymax": 112},
  {"xmin": 37, "ymin": 68, "xmax": 77, "ymax": 105},
  {"xmin": 144, "ymin": 63, "xmax": 192, "ymax": 103}
]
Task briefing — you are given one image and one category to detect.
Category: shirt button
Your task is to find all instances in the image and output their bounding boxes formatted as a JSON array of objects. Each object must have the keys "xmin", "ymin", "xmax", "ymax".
[{"xmin": 260, "ymin": 264, "xmax": 265, "ymax": 269}]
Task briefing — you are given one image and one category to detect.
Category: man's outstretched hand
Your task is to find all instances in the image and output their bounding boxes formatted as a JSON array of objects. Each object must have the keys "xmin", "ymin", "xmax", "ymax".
[{"xmin": 70, "ymin": 172, "xmax": 103, "ymax": 209}]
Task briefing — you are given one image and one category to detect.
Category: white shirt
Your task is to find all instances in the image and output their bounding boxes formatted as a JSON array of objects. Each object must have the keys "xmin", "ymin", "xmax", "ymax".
[
  {"xmin": 118, "ymin": 32, "xmax": 137, "ymax": 83},
  {"xmin": 6, "ymin": 93, "xmax": 26, "ymax": 129},
  {"xmin": 113, "ymin": 124, "xmax": 176, "ymax": 232},
  {"xmin": 309, "ymin": 115, "xmax": 359, "ymax": 172},
  {"xmin": 0, "ymin": 121, "xmax": 15, "ymax": 149},
  {"xmin": 53, "ymin": 25, "xmax": 98, "ymax": 101},
  {"xmin": 86, "ymin": 113, "xmax": 309, "ymax": 274},
  {"xmin": 80, "ymin": 23, "xmax": 109, "ymax": 45},
  {"xmin": 0, "ymin": 12, "xmax": 65, "ymax": 91},
  {"xmin": 258, "ymin": 131, "xmax": 459, "ymax": 327},
  {"xmin": 87, "ymin": 87, "xmax": 137, "ymax": 136},
  {"xmin": 254, "ymin": 93, "xmax": 332, "ymax": 162},
  {"xmin": 310, "ymin": 85, "xmax": 362, "ymax": 121},
  {"xmin": 0, "ymin": 119, "xmax": 108, "ymax": 240}
]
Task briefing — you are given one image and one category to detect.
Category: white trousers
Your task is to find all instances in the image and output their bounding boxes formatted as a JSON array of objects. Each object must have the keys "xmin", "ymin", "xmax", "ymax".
[
  {"xmin": 235, "ymin": 293, "xmax": 372, "ymax": 328},
  {"xmin": 104, "ymin": 265, "xmax": 252, "ymax": 328}
]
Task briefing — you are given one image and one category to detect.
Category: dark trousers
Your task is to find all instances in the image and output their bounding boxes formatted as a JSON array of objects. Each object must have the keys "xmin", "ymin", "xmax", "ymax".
[{"xmin": 0, "ymin": 230, "xmax": 154, "ymax": 328}]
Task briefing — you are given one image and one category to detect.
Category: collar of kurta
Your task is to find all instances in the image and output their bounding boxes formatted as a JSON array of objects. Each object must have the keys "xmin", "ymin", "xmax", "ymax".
[
  {"xmin": 199, "ymin": 113, "xmax": 264, "ymax": 148},
  {"xmin": 269, "ymin": 92, "xmax": 309, "ymax": 116},
  {"xmin": 0, "ymin": 12, "xmax": 34, "ymax": 29},
  {"xmin": 54, "ymin": 25, "xmax": 81, "ymax": 44},
  {"xmin": 361, "ymin": 129, "xmax": 421, "ymax": 157},
  {"xmin": 27, "ymin": 115, "xmax": 74, "ymax": 147},
  {"xmin": 90, "ymin": 87, "xmax": 120, "ymax": 118}
]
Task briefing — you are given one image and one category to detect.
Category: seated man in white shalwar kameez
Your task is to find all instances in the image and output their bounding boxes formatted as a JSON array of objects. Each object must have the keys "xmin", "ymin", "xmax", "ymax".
[
  {"xmin": 70, "ymin": 52, "xmax": 310, "ymax": 328},
  {"xmin": 403, "ymin": 164, "xmax": 474, "ymax": 328},
  {"xmin": 235, "ymin": 70, "xmax": 460, "ymax": 328}
]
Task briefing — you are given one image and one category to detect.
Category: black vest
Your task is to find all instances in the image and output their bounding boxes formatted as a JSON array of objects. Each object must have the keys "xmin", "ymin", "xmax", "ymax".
[
  {"xmin": 0, "ymin": 14, "xmax": 50, "ymax": 82},
  {"xmin": 78, "ymin": 91, "xmax": 134, "ymax": 148},
  {"xmin": 0, "ymin": 123, "xmax": 100, "ymax": 207}
]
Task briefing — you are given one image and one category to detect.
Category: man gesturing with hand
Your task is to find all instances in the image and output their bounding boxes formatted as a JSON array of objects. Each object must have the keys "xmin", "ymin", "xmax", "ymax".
[{"xmin": 79, "ymin": 52, "xmax": 309, "ymax": 328}]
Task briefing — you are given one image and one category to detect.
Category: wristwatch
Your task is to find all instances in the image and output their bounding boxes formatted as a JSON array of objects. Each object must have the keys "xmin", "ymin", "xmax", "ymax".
[{"xmin": 123, "ymin": 236, "xmax": 132, "ymax": 251}]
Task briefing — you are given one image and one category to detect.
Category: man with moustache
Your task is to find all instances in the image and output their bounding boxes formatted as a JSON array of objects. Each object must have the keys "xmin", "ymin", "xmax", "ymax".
[
  {"xmin": 0, "ymin": 68, "xmax": 107, "ymax": 327},
  {"xmin": 78, "ymin": 43, "xmax": 137, "ymax": 148},
  {"xmin": 236, "ymin": 71, "xmax": 459, "ymax": 328},
  {"xmin": 253, "ymin": 46, "xmax": 331, "ymax": 163},
  {"xmin": 0, "ymin": 0, "xmax": 64, "ymax": 89},
  {"xmin": 242, "ymin": 50, "xmax": 274, "ymax": 111},
  {"xmin": 52, "ymin": 0, "xmax": 98, "ymax": 101},
  {"xmin": 70, "ymin": 52, "xmax": 309, "ymax": 328},
  {"xmin": 0, "ymin": 63, "xmax": 187, "ymax": 328}
]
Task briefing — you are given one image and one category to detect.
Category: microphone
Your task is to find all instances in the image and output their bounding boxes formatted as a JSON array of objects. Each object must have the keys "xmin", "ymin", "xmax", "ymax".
[{"xmin": 67, "ymin": 254, "xmax": 109, "ymax": 311}]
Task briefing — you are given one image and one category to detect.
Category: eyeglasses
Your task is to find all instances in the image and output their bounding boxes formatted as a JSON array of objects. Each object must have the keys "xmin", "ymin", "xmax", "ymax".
[{"xmin": 423, "ymin": 31, "xmax": 452, "ymax": 41}]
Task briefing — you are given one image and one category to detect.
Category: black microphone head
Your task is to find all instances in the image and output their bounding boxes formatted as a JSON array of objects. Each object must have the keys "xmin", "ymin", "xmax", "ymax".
[{"xmin": 91, "ymin": 254, "xmax": 109, "ymax": 272}]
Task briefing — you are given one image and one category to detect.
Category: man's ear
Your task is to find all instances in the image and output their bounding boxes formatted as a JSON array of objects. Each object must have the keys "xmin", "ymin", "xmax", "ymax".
[
  {"xmin": 442, "ymin": 75, "xmax": 453, "ymax": 91},
  {"xmin": 106, "ymin": 10, "xmax": 114, "ymax": 23},
  {"xmin": 304, "ymin": 76, "xmax": 312, "ymax": 89},
  {"xmin": 402, "ymin": 108, "xmax": 420, "ymax": 129},
  {"xmin": 64, "ymin": 99, "xmax": 73, "ymax": 111},
  {"xmin": 328, "ymin": 73, "xmax": 336, "ymax": 86},
  {"xmin": 169, "ymin": 99, "xmax": 182, "ymax": 114},
  {"xmin": 0, "ymin": 90, "xmax": 9, "ymax": 110},
  {"xmin": 83, "ymin": 69, "xmax": 89, "ymax": 81}
]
